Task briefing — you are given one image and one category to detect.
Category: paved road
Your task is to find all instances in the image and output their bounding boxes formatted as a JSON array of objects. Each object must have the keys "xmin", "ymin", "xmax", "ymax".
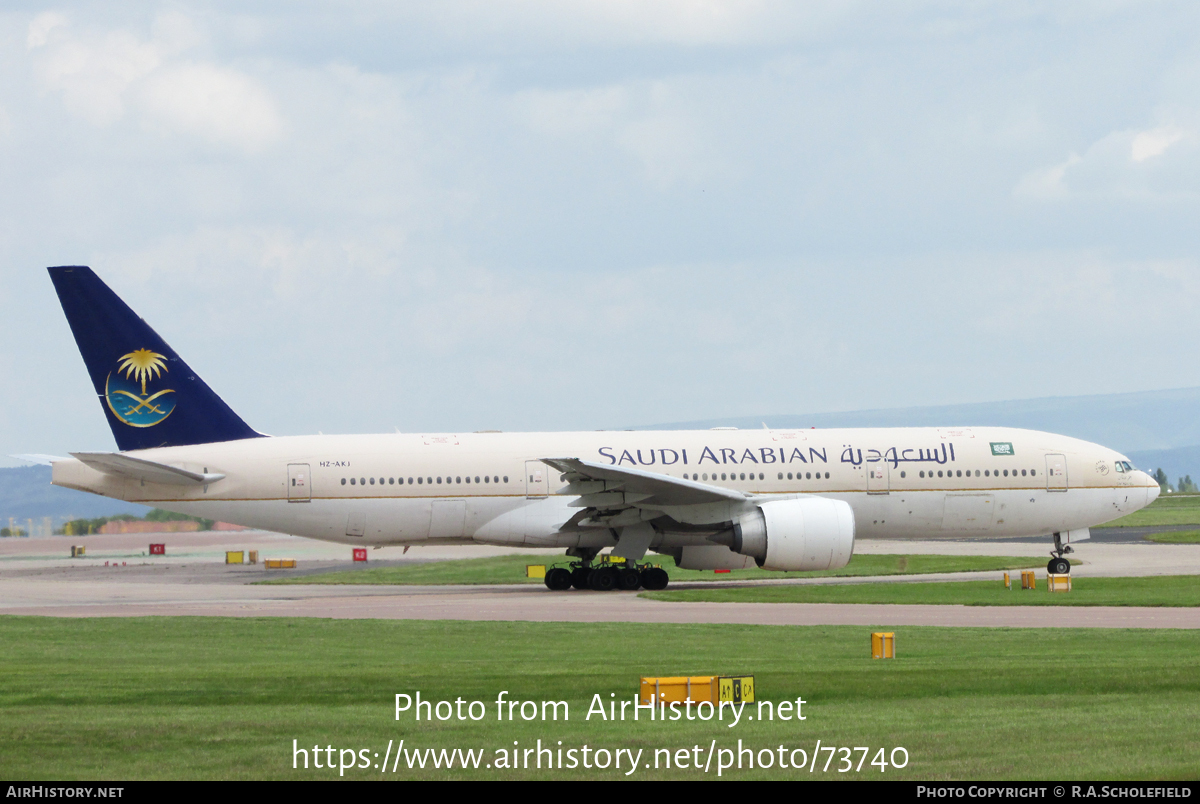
[
  {"xmin": 2, "ymin": 578, "xmax": 1197, "ymax": 628},
  {"xmin": 2, "ymin": 531, "xmax": 1197, "ymax": 628}
]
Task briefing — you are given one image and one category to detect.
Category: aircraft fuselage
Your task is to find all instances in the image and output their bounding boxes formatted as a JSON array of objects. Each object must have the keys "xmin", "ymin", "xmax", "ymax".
[{"xmin": 52, "ymin": 426, "xmax": 1159, "ymax": 552}]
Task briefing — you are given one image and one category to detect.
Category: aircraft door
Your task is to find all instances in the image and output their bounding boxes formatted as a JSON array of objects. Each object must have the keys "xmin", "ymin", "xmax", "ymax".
[
  {"xmin": 525, "ymin": 460, "xmax": 548, "ymax": 499},
  {"xmin": 288, "ymin": 463, "xmax": 311, "ymax": 502},
  {"xmin": 866, "ymin": 455, "xmax": 889, "ymax": 494},
  {"xmin": 1045, "ymin": 454, "xmax": 1068, "ymax": 492}
]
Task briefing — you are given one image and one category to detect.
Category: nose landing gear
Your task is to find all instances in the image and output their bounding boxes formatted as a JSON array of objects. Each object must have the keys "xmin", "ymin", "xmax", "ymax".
[{"xmin": 1048, "ymin": 531, "xmax": 1072, "ymax": 575}]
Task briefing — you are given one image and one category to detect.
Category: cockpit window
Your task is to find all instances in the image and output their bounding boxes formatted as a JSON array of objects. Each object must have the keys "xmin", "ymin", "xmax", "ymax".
[{"xmin": 1114, "ymin": 462, "xmax": 1125, "ymax": 474}]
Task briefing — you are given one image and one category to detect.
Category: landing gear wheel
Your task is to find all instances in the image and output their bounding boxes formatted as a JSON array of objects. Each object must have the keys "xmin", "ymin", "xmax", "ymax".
[
  {"xmin": 588, "ymin": 567, "xmax": 618, "ymax": 591},
  {"xmin": 544, "ymin": 567, "xmax": 573, "ymax": 590},
  {"xmin": 618, "ymin": 567, "xmax": 642, "ymax": 590},
  {"xmin": 570, "ymin": 567, "xmax": 591, "ymax": 590},
  {"xmin": 1048, "ymin": 557, "xmax": 1071, "ymax": 575},
  {"xmin": 640, "ymin": 567, "xmax": 669, "ymax": 591}
]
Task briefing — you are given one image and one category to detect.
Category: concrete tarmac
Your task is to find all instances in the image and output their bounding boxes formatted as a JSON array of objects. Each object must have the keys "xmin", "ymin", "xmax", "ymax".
[{"xmin": 1, "ymin": 531, "xmax": 1198, "ymax": 628}]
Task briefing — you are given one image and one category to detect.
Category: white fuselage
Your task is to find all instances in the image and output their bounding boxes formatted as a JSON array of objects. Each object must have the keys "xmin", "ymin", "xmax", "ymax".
[{"xmin": 52, "ymin": 426, "xmax": 1158, "ymax": 553}]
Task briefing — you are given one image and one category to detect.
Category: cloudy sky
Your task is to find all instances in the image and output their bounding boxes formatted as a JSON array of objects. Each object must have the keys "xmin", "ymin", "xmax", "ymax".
[{"xmin": 2, "ymin": 1, "xmax": 1200, "ymax": 460}]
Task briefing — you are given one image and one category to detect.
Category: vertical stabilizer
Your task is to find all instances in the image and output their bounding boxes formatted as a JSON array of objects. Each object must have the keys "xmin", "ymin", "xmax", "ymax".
[{"xmin": 48, "ymin": 266, "xmax": 264, "ymax": 451}]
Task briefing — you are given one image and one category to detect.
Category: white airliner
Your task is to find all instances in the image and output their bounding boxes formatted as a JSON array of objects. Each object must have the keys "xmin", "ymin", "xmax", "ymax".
[{"xmin": 40, "ymin": 267, "xmax": 1159, "ymax": 591}]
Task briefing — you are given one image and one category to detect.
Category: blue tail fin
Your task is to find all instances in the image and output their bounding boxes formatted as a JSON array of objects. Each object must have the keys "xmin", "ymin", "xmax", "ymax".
[{"xmin": 49, "ymin": 266, "xmax": 264, "ymax": 451}]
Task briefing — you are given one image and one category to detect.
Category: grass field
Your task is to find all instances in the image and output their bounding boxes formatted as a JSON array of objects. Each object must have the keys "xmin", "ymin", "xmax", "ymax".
[
  {"xmin": 2, "ymin": 617, "xmax": 1198, "ymax": 780},
  {"xmin": 1105, "ymin": 494, "xmax": 1200, "ymax": 527},
  {"xmin": 642, "ymin": 575, "xmax": 1200, "ymax": 607},
  {"xmin": 1144, "ymin": 530, "xmax": 1200, "ymax": 544},
  {"xmin": 260, "ymin": 553, "xmax": 1055, "ymax": 586}
]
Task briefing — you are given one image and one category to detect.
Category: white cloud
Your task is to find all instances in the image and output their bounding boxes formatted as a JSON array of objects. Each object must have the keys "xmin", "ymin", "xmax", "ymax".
[
  {"xmin": 26, "ymin": 11, "xmax": 67, "ymax": 49},
  {"xmin": 1015, "ymin": 123, "xmax": 1198, "ymax": 201},
  {"xmin": 32, "ymin": 25, "xmax": 160, "ymax": 126},
  {"xmin": 1013, "ymin": 154, "xmax": 1080, "ymax": 200},
  {"xmin": 553, "ymin": 0, "xmax": 786, "ymax": 46},
  {"xmin": 1131, "ymin": 126, "xmax": 1184, "ymax": 162},
  {"xmin": 140, "ymin": 63, "xmax": 282, "ymax": 151},
  {"xmin": 28, "ymin": 12, "xmax": 281, "ymax": 150}
]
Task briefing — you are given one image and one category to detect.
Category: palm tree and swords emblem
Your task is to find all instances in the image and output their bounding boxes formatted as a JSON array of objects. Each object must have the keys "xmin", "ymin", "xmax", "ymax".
[{"xmin": 104, "ymin": 348, "xmax": 177, "ymax": 427}]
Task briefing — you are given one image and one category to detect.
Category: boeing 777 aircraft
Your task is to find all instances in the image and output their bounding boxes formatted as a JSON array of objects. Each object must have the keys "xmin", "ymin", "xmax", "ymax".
[{"xmin": 40, "ymin": 266, "xmax": 1159, "ymax": 591}]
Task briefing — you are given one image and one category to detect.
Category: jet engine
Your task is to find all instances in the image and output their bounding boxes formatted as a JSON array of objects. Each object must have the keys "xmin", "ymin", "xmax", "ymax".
[{"xmin": 730, "ymin": 497, "xmax": 855, "ymax": 571}]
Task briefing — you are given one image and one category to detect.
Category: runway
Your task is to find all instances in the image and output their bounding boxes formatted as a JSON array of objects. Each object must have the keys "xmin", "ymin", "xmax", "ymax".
[{"xmin": 1, "ymin": 531, "xmax": 1198, "ymax": 628}]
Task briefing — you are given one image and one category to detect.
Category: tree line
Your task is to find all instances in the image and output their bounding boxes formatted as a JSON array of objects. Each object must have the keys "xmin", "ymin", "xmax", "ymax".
[
  {"xmin": 58, "ymin": 509, "xmax": 216, "ymax": 536},
  {"xmin": 1152, "ymin": 468, "xmax": 1197, "ymax": 494}
]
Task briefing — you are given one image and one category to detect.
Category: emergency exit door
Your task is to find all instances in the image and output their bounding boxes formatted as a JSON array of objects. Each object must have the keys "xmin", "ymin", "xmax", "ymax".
[
  {"xmin": 525, "ymin": 460, "xmax": 548, "ymax": 498},
  {"xmin": 866, "ymin": 457, "xmax": 889, "ymax": 494},
  {"xmin": 288, "ymin": 463, "xmax": 311, "ymax": 502}
]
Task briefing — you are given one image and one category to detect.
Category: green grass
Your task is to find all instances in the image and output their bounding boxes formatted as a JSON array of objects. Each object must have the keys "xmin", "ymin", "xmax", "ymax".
[
  {"xmin": 642, "ymin": 574, "xmax": 1200, "ymax": 607},
  {"xmin": 259, "ymin": 553, "xmax": 1054, "ymax": 586},
  {"xmin": 1144, "ymin": 530, "xmax": 1200, "ymax": 544},
  {"xmin": 2, "ymin": 617, "xmax": 1200, "ymax": 780},
  {"xmin": 1105, "ymin": 494, "xmax": 1200, "ymax": 527}
]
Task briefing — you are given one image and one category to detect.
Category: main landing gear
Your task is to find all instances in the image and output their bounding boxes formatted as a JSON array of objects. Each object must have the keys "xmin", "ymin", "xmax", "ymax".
[
  {"xmin": 543, "ymin": 561, "xmax": 669, "ymax": 592},
  {"xmin": 1048, "ymin": 531, "xmax": 1072, "ymax": 575}
]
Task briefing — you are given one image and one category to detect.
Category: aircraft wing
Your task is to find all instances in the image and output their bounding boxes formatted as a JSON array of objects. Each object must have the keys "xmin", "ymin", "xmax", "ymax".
[
  {"xmin": 541, "ymin": 457, "xmax": 749, "ymax": 529},
  {"xmin": 71, "ymin": 452, "xmax": 226, "ymax": 486}
]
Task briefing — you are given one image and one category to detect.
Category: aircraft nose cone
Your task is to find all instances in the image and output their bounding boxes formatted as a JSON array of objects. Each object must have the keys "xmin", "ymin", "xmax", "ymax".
[{"xmin": 1145, "ymin": 475, "xmax": 1161, "ymax": 505}]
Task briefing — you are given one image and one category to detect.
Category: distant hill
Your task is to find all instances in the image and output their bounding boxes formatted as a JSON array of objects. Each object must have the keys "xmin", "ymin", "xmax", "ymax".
[
  {"xmin": 637, "ymin": 386, "xmax": 1200, "ymax": 454},
  {"xmin": 0, "ymin": 466, "xmax": 149, "ymax": 527},
  {"xmin": 1125, "ymin": 446, "xmax": 1200, "ymax": 489}
]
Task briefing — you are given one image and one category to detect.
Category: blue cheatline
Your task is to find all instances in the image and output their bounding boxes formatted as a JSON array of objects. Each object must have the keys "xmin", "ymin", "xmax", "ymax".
[{"xmin": 48, "ymin": 266, "xmax": 264, "ymax": 451}]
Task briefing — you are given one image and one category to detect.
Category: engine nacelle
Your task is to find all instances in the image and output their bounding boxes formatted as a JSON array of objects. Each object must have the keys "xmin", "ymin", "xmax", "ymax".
[
  {"xmin": 675, "ymin": 545, "xmax": 758, "ymax": 571},
  {"xmin": 731, "ymin": 497, "xmax": 855, "ymax": 571}
]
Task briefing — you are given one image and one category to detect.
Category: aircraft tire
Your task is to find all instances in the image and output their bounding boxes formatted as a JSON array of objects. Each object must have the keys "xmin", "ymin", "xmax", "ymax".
[
  {"xmin": 618, "ymin": 567, "xmax": 641, "ymax": 590},
  {"xmin": 570, "ymin": 567, "xmax": 591, "ymax": 590},
  {"xmin": 588, "ymin": 567, "xmax": 618, "ymax": 591},
  {"xmin": 544, "ymin": 567, "xmax": 573, "ymax": 590},
  {"xmin": 640, "ymin": 567, "xmax": 669, "ymax": 591},
  {"xmin": 1048, "ymin": 557, "xmax": 1071, "ymax": 575}
]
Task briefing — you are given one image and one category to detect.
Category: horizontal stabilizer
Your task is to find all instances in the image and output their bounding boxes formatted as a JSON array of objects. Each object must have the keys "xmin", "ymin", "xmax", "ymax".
[
  {"xmin": 71, "ymin": 452, "xmax": 225, "ymax": 486},
  {"xmin": 9, "ymin": 454, "xmax": 70, "ymax": 466}
]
